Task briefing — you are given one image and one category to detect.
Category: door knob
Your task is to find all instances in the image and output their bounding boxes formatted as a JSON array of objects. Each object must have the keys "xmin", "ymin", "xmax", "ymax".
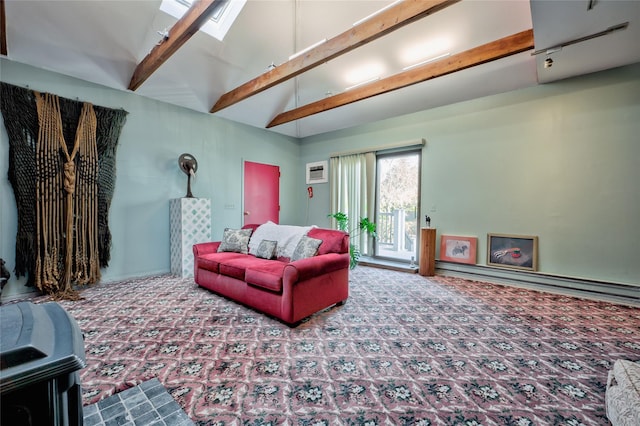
[{"xmin": 244, "ymin": 211, "xmax": 250, "ymax": 216}]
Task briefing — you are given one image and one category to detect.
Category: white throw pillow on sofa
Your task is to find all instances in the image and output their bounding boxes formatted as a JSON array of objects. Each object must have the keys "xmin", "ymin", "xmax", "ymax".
[{"xmin": 248, "ymin": 221, "xmax": 315, "ymax": 259}]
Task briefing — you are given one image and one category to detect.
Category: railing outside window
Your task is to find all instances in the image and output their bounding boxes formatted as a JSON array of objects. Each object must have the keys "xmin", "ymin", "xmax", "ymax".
[{"xmin": 376, "ymin": 209, "xmax": 416, "ymax": 259}]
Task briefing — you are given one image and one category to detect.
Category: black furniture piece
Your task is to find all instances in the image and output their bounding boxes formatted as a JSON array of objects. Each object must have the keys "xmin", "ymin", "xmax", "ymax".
[{"xmin": 1, "ymin": 301, "xmax": 86, "ymax": 426}]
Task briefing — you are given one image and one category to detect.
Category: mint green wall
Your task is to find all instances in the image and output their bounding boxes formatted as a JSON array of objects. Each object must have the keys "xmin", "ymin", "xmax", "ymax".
[
  {"xmin": 299, "ymin": 63, "xmax": 640, "ymax": 286},
  {"xmin": 0, "ymin": 59, "xmax": 299, "ymax": 298},
  {"xmin": 2, "ymin": 59, "xmax": 638, "ymax": 296}
]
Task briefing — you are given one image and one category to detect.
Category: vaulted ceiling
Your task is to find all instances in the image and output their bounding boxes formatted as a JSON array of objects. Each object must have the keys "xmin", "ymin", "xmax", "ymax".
[{"xmin": 2, "ymin": 0, "xmax": 639, "ymax": 138}]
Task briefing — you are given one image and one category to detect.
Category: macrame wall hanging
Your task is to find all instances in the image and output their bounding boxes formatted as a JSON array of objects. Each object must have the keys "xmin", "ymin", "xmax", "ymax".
[{"xmin": 0, "ymin": 82, "xmax": 128, "ymax": 299}]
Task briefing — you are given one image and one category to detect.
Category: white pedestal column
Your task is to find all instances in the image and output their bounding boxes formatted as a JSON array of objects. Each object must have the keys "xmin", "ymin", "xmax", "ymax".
[{"xmin": 170, "ymin": 198, "xmax": 211, "ymax": 278}]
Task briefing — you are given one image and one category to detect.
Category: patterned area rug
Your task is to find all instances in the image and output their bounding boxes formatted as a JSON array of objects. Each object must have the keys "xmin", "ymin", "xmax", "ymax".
[{"xmin": 41, "ymin": 267, "xmax": 638, "ymax": 425}]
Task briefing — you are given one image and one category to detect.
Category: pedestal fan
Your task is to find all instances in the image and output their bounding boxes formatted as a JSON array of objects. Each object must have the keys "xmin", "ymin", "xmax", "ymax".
[{"xmin": 178, "ymin": 153, "xmax": 198, "ymax": 198}]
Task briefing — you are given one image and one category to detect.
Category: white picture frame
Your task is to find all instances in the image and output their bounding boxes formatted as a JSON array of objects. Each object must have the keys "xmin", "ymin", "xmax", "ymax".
[{"xmin": 305, "ymin": 161, "xmax": 328, "ymax": 184}]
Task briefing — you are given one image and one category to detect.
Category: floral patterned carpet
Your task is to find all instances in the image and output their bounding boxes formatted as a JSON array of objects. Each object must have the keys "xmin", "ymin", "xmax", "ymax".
[{"xmin": 41, "ymin": 267, "xmax": 639, "ymax": 425}]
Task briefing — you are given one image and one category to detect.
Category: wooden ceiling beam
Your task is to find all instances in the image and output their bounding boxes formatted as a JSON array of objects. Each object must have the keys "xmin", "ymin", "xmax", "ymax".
[
  {"xmin": 1, "ymin": 0, "xmax": 7, "ymax": 56},
  {"xmin": 266, "ymin": 29, "xmax": 535, "ymax": 129},
  {"xmin": 210, "ymin": 0, "xmax": 460, "ymax": 113},
  {"xmin": 128, "ymin": 0, "xmax": 222, "ymax": 91}
]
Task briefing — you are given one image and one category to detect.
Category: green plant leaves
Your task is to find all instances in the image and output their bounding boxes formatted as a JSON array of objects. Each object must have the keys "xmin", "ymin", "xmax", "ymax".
[{"xmin": 328, "ymin": 212, "xmax": 376, "ymax": 269}]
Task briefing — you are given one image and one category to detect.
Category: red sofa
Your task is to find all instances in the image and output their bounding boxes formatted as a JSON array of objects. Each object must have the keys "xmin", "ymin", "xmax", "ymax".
[{"xmin": 193, "ymin": 224, "xmax": 350, "ymax": 325}]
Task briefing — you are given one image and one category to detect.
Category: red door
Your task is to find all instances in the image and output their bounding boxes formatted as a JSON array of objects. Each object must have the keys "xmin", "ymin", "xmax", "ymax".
[{"xmin": 244, "ymin": 161, "xmax": 280, "ymax": 225}]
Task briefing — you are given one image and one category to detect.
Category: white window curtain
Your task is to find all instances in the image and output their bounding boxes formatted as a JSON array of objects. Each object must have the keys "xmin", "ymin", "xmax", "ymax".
[{"xmin": 329, "ymin": 152, "xmax": 376, "ymax": 255}]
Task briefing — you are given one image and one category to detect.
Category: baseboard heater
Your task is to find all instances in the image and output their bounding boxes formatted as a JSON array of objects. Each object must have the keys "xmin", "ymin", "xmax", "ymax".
[{"xmin": 436, "ymin": 261, "xmax": 640, "ymax": 307}]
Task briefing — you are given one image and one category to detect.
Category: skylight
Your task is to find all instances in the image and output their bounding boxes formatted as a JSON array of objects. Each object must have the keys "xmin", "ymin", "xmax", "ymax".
[{"xmin": 160, "ymin": 0, "xmax": 246, "ymax": 41}]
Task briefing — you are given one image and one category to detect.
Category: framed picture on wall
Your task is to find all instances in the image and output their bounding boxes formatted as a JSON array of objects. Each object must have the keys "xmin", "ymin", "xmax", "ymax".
[
  {"xmin": 487, "ymin": 233, "xmax": 538, "ymax": 271},
  {"xmin": 440, "ymin": 235, "xmax": 477, "ymax": 265}
]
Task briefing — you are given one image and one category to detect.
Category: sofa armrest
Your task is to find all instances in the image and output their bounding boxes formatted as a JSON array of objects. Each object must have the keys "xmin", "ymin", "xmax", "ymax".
[
  {"xmin": 284, "ymin": 252, "xmax": 350, "ymax": 283},
  {"xmin": 193, "ymin": 242, "xmax": 221, "ymax": 257}
]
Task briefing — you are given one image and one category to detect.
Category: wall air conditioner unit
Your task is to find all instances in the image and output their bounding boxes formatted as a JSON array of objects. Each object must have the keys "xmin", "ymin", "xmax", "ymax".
[{"xmin": 305, "ymin": 161, "xmax": 328, "ymax": 184}]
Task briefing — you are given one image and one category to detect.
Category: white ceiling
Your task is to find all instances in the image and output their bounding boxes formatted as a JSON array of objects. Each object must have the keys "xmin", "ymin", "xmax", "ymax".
[{"xmin": 3, "ymin": 0, "xmax": 639, "ymax": 138}]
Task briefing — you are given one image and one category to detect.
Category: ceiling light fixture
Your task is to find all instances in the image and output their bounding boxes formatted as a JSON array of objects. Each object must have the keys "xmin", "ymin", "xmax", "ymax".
[
  {"xmin": 352, "ymin": 0, "xmax": 403, "ymax": 26},
  {"xmin": 531, "ymin": 22, "xmax": 628, "ymax": 56},
  {"xmin": 401, "ymin": 37, "xmax": 451, "ymax": 64},
  {"xmin": 289, "ymin": 39, "xmax": 327, "ymax": 60},
  {"xmin": 402, "ymin": 52, "xmax": 450, "ymax": 71},
  {"xmin": 345, "ymin": 77, "xmax": 380, "ymax": 91},
  {"xmin": 344, "ymin": 62, "xmax": 386, "ymax": 85}
]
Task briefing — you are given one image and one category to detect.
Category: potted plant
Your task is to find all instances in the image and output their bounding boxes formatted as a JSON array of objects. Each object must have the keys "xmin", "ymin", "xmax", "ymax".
[{"xmin": 328, "ymin": 212, "xmax": 377, "ymax": 269}]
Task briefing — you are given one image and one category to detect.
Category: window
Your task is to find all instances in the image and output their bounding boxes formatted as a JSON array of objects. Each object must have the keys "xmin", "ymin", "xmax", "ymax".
[
  {"xmin": 375, "ymin": 150, "xmax": 421, "ymax": 264},
  {"xmin": 174, "ymin": 0, "xmax": 229, "ymax": 22},
  {"xmin": 330, "ymin": 140, "xmax": 424, "ymax": 264},
  {"xmin": 160, "ymin": 0, "xmax": 246, "ymax": 41}
]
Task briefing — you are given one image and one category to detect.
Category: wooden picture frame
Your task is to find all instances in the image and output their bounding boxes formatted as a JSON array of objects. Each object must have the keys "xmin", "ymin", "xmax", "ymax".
[
  {"xmin": 440, "ymin": 235, "xmax": 477, "ymax": 265},
  {"xmin": 487, "ymin": 233, "xmax": 538, "ymax": 271}
]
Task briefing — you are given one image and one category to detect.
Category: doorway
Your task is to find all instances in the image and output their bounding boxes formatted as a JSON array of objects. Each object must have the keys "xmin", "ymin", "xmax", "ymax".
[
  {"xmin": 243, "ymin": 161, "xmax": 280, "ymax": 225},
  {"xmin": 374, "ymin": 151, "xmax": 421, "ymax": 264}
]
